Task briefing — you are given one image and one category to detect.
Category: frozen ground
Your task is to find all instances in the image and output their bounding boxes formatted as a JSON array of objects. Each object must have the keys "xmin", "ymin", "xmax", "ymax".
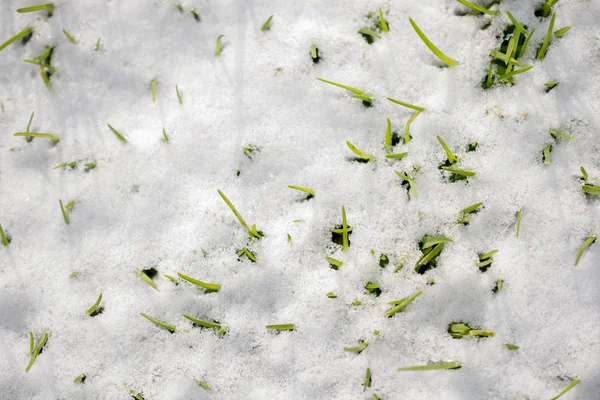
[{"xmin": 1, "ymin": 0, "xmax": 599, "ymax": 399}]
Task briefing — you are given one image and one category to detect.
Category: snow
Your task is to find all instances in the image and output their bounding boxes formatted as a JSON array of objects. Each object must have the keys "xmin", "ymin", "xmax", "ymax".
[{"xmin": 1, "ymin": 0, "xmax": 599, "ymax": 399}]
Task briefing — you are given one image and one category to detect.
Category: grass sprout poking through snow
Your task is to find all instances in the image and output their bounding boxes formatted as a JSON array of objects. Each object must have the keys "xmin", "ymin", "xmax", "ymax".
[
  {"xmin": 385, "ymin": 290, "xmax": 423, "ymax": 318},
  {"xmin": 554, "ymin": 26, "xmax": 571, "ymax": 38},
  {"xmin": 17, "ymin": 3, "xmax": 54, "ymax": 15},
  {"xmin": 25, "ymin": 332, "xmax": 48, "ymax": 372},
  {"xmin": 574, "ymin": 235, "xmax": 596, "ymax": 266},
  {"xmin": 107, "ymin": 124, "xmax": 127, "ymax": 143},
  {"xmin": 86, "ymin": 293, "xmax": 103, "ymax": 316},
  {"xmin": 535, "ymin": 0, "xmax": 559, "ymax": 18},
  {"xmin": 325, "ymin": 256, "xmax": 343, "ymax": 270},
  {"xmin": 505, "ymin": 343, "xmax": 519, "ymax": 350},
  {"xmin": 217, "ymin": 190, "xmax": 263, "ymax": 239},
  {"xmin": 395, "ymin": 171, "xmax": 417, "ymax": 200},
  {"xmin": 140, "ymin": 268, "xmax": 159, "ymax": 291},
  {"xmin": 397, "ymin": 361, "xmax": 461, "ymax": 371},
  {"xmin": 237, "ymin": 247, "xmax": 257, "ymax": 262},
  {"xmin": 216, "ymin": 34, "xmax": 225, "ymax": 55},
  {"xmin": 288, "ymin": 185, "xmax": 315, "ymax": 200},
  {"xmin": 196, "ymin": 380, "xmax": 212, "ymax": 391},
  {"xmin": 457, "ymin": 202, "xmax": 483, "ymax": 225},
  {"xmin": 139, "ymin": 313, "xmax": 176, "ymax": 333},
  {"xmin": 477, "ymin": 249, "xmax": 497, "ymax": 272},
  {"xmin": 344, "ymin": 340, "xmax": 368, "ymax": 353},
  {"xmin": 415, "ymin": 235, "xmax": 452, "ymax": 274},
  {"xmin": 448, "ymin": 322, "xmax": 495, "ymax": 338},
  {"xmin": 261, "ymin": 15, "xmax": 273, "ymax": 31},
  {"xmin": 346, "ymin": 140, "xmax": 374, "ymax": 162},
  {"xmin": 317, "ymin": 78, "xmax": 373, "ymax": 106},
  {"xmin": 387, "ymin": 97, "xmax": 425, "ymax": 112},
  {"xmin": 175, "ymin": 84, "xmax": 183, "ymax": 105},
  {"xmin": 59, "ymin": 199, "xmax": 70, "ymax": 224},
  {"xmin": 310, "ymin": 44, "xmax": 320, "ymax": 63},
  {"xmin": 537, "ymin": 12, "xmax": 556, "ymax": 60},
  {"xmin": 151, "ymin": 79, "xmax": 157, "ymax": 102},
  {"xmin": 73, "ymin": 374, "xmax": 86, "ymax": 383},
  {"xmin": 183, "ymin": 314, "xmax": 222, "ymax": 330},
  {"xmin": 177, "ymin": 272, "xmax": 221, "ymax": 292},
  {"xmin": 0, "ymin": 224, "xmax": 10, "ymax": 246},
  {"xmin": 14, "ymin": 132, "xmax": 59, "ymax": 142},
  {"xmin": 550, "ymin": 378, "xmax": 581, "ymax": 400},
  {"xmin": 266, "ymin": 324, "xmax": 295, "ymax": 331},
  {"xmin": 408, "ymin": 17, "xmax": 458, "ymax": 67},
  {"xmin": 378, "ymin": 9, "xmax": 389, "ymax": 32},
  {"xmin": 456, "ymin": 0, "xmax": 498, "ymax": 16},
  {"xmin": 62, "ymin": 29, "xmax": 77, "ymax": 44},
  {"xmin": 0, "ymin": 27, "xmax": 33, "ymax": 52}
]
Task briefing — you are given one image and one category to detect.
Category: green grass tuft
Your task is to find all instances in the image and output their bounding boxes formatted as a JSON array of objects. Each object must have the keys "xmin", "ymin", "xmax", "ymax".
[
  {"xmin": 26, "ymin": 332, "xmax": 48, "ymax": 372},
  {"xmin": 86, "ymin": 293, "xmax": 103, "ymax": 316}
]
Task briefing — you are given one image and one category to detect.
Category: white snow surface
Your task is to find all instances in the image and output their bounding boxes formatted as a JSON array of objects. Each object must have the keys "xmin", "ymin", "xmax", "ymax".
[{"xmin": 1, "ymin": 0, "xmax": 600, "ymax": 399}]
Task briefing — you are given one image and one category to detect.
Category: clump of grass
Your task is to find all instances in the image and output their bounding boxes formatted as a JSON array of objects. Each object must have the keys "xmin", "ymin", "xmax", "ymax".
[
  {"xmin": 62, "ymin": 29, "xmax": 77, "ymax": 44},
  {"xmin": 216, "ymin": 34, "xmax": 225, "ymax": 55},
  {"xmin": 365, "ymin": 282, "xmax": 382, "ymax": 297},
  {"xmin": 26, "ymin": 332, "xmax": 48, "ymax": 372},
  {"xmin": 288, "ymin": 185, "xmax": 315, "ymax": 200},
  {"xmin": 0, "ymin": 224, "xmax": 12, "ymax": 246},
  {"xmin": 317, "ymin": 78, "xmax": 373, "ymax": 106},
  {"xmin": 86, "ymin": 293, "xmax": 104, "ymax": 316},
  {"xmin": 397, "ymin": 361, "xmax": 461, "ymax": 371},
  {"xmin": 457, "ymin": 202, "xmax": 483, "ymax": 225},
  {"xmin": 217, "ymin": 190, "xmax": 263, "ymax": 239},
  {"xmin": 477, "ymin": 249, "xmax": 498, "ymax": 272},
  {"xmin": 325, "ymin": 256, "xmax": 343, "ymax": 270},
  {"xmin": 385, "ymin": 289, "xmax": 423, "ymax": 318},
  {"xmin": 0, "ymin": 27, "xmax": 33, "ymax": 52},
  {"xmin": 177, "ymin": 272, "xmax": 221, "ymax": 292},
  {"xmin": 574, "ymin": 235, "xmax": 596, "ymax": 266},
  {"xmin": 415, "ymin": 235, "xmax": 452, "ymax": 274},
  {"xmin": 107, "ymin": 124, "xmax": 127, "ymax": 143},
  {"xmin": 408, "ymin": 17, "xmax": 458, "ymax": 67},
  {"xmin": 448, "ymin": 322, "xmax": 495, "ymax": 338},
  {"xmin": 581, "ymin": 167, "xmax": 600, "ymax": 195},
  {"xmin": 140, "ymin": 268, "xmax": 159, "ymax": 291},
  {"xmin": 261, "ymin": 15, "xmax": 273, "ymax": 31},
  {"xmin": 266, "ymin": 324, "xmax": 295, "ymax": 331},
  {"xmin": 139, "ymin": 312, "xmax": 176, "ymax": 333},
  {"xmin": 344, "ymin": 340, "xmax": 368, "ymax": 353},
  {"xmin": 359, "ymin": 10, "xmax": 388, "ymax": 44},
  {"xmin": 237, "ymin": 247, "xmax": 257, "ymax": 262},
  {"xmin": 310, "ymin": 44, "xmax": 320, "ymax": 63},
  {"xmin": 346, "ymin": 140, "xmax": 374, "ymax": 162},
  {"xmin": 535, "ymin": 0, "xmax": 559, "ymax": 18},
  {"xmin": 550, "ymin": 378, "xmax": 581, "ymax": 400},
  {"xmin": 23, "ymin": 45, "xmax": 56, "ymax": 88}
]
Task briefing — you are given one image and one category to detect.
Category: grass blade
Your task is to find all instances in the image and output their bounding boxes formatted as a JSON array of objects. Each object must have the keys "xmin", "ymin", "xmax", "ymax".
[
  {"xmin": 288, "ymin": 185, "xmax": 315, "ymax": 196},
  {"xmin": 496, "ymin": 65, "xmax": 533, "ymax": 81},
  {"xmin": 29, "ymin": 332, "xmax": 34, "ymax": 354},
  {"xmin": 387, "ymin": 97, "xmax": 425, "ymax": 112},
  {"xmin": 14, "ymin": 132, "xmax": 59, "ymax": 142},
  {"xmin": 317, "ymin": 78, "xmax": 363, "ymax": 95},
  {"xmin": 140, "ymin": 271, "xmax": 159, "ymax": 291},
  {"xmin": 151, "ymin": 79, "xmax": 157, "ymax": 102},
  {"xmin": 358, "ymin": 28, "xmax": 382, "ymax": 39},
  {"xmin": 107, "ymin": 124, "xmax": 127, "ymax": 143},
  {"xmin": 341, "ymin": 206, "xmax": 349, "ymax": 251},
  {"xmin": 583, "ymin": 185, "xmax": 600, "ymax": 195},
  {"xmin": 17, "ymin": 4, "xmax": 54, "ymax": 13},
  {"xmin": 59, "ymin": 199, "xmax": 70, "ymax": 224},
  {"xmin": 550, "ymin": 129, "xmax": 574, "ymax": 140},
  {"xmin": 395, "ymin": 171, "xmax": 417, "ymax": 199},
  {"xmin": 437, "ymin": 135, "xmax": 458, "ymax": 164},
  {"xmin": 398, "ymin": 361, "xmax": 461, "ymax": 371},
  {"xmin": 62, "ymin": 29, "xmax": 77, "ymax": 44},
  {"xmin": 344, "ymin": 340, "xmax": 368, "ymax": 353},
  {"xmin": 0, "ymin": 224, "xmax": 9, "ymax": 246},
  {"xmin": 385, "ymin": 152, "xmax": 408, "ymax": 160},
  {"xmin": 140, "ymin": 312, "xmax": 176, "ymax": 332},
  {"xmin": 217, "ymin": 189, "xmax": 261, "ymax": 238},
  {"xmin": 266, "ymin": 324, "xmax": 295, "ymax": 331},
  {"xmin": 505, "ymin": 343, "xmax": 519, "ymax": 350},
  {"xmin": 385, "ymin": 118, "xmax": 392, "ymax": 149},
  {"xmin": 408, "ymin": 17, "xmax": 458, "ymax": 67},
  {"xmin": 551, "ymin": 379, "xmax": 581, "ymax": 400},
  {"xmin": 379, "ymin": 8, "xmax": 389, "ymax": 32},
  {"xmin": 574, "ymin": 235, "xmax": 596, "ymax": 266},
  {"xmin": 346, "ymin": 140, "xmax": 374, "ymax": 160},
  {"xmin": 516, "ymin": 207, "xmax": 523, "ymax": 238},
  {"xmin": 505, "ymin": 11, "xmax": 527, "ymax": 35},
  {"xmin": 416, "ymin": 243, "xmax": 445, "ymax": 268},
  {"xmin": 261, "ymin": 15, "xmax": 273, "ymax": 31},
  {"xmin": 537, "ymin": 12, "xmax": 556, "ymax": 60},
  {"xmin": 554, "ymin": 26, "xmax": 571, "ymax": 38},
  {"xmin": 325, "ymin": 256, "xmax": 343, "ymax": 270},
  {"xmin": 161, "ymin": 128, "xmax": 169, "ymax": 142},
  {"xmin": 458, "ymin": 0, "xmax": 497, "ymax": 16},
  {"xmin": 216, "ymin": 34, "xmax": 224, "ymax": 55},
  {"xmin": 183, "ymin": 314, "xmax": 222, "ymax": 329},
  {"xmin": 25, "ymin": 332, "xmax": 48, "ymax": 372},
  {"xmin": 95, "ymin": 37, "xmax": 101, "ymax": 51},
  {"xmin": 404, "ymin": 111, "xmax": 421, "ymax": 143},
  {"xmin": 518, "ymin": 28, "xmax": 536, "ymax": 59},
  {"xmin": 86, "ymin": 293, "xmax": 103, "ymax": 316},
  {"xmin": 176, "ymin": 84, "xmax": 183, "ymax": 105},
  {"xmin": 441, "ymin": 166, "xmax": 475, "ymax": 177},
  {"xmin": 0, "ymin": 27, "xmax": 32, "ymax": 52},
  {"xmin": 385, "ymin": 290, "xmax": 423, "ymax": 318},
  {"xmin": 177, "ymin": 272, "xmax": 221, "ymax": 292}
]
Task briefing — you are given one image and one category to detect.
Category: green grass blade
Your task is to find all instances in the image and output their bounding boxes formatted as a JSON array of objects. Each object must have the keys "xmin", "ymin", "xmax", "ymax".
[
  {"xmin": 73, "ymin": 374, "xmax": 86, "ymax": 383},
  {"xmin": 151, "ymin": 79, "xmax": 157, "ymax": 102},
  {"xmin": 14, "ymin": 132, "xmax": 59, "ymax": 141},
  {"xmin": 516, "ymin": 207, "xmax": 523, "ymax": 238},
  {"xmin": 441, "ymin": 166, "xmax": 475, "ymax": 176},
  {"xmin": 496, "ymin": 65, "xmax": 533, "ymax": 81},
  {"xmin": 341, "ymin": 206, "xmax": 349, "ymax": 251},
  {"xmin": 358, "ymin": 28, "xmax": 382, "ymax": 39},
  {"xmin": 385, "ymin": 118, "xmax": 392, "ymax": 149},
  {"xmin": 176, "ymin": 84, "xmax": 183, "ymax": 105},
  {"xmin": 346, "ymin": 140, "xmax": 374, "ymax": 160},
  {"xmin": 26, "ymin": 112, "xmax": 35, "ymax": 133},
  {"xmin": 554, "ymin": 26, "xmax": 571, "ymax": 38},
  {"xmin": 458, "ymin": 0, "xmax": 497, "ymax": 16},
  {"xmin": 460, "ymin": 202, "xmax": 483, "ymax": 215},
  {"xmin": 344, "ymin": 340, "xmax": 368, "ymax": 353},
  {"xmin": 505, "ymin": 11, "xmax": 527, "ymax": 36},
  {"xmin": 580, "ymin": 167, "xmax": 588, "ymax": 182},
  {"xmin": 437, "ymin": 135, "xmax": 458, "ymax": 164},
  {"xmin": 288, "ymin": 185, "xmax": 315, "ymax": 196},
  {"xmin": 394, "ymin": 171, "xmax": 417, "ymax": 199},
  {"xmin": 29, "ymin": 332, "xmax": 34, "ymax": 354},
  {"xmin": 216, "ymin": 34, "xmax": 224, "ymax": 55},
  {"xmin": 196, "ymin": 380, "xmax": 212, "ymax": 390},
  {"xmin": 107, "ymin": 124, "xmax": 127, "ymax": 143},
  {"xmin": 140, "ymin": 312, "xmax": 176, "ymax": 332},
  {"xmin": 325, "ymin": 256, "xmax": 343, "ymax": 270},
  {"xmin": 421, "ymin": 235, "xmax": 453, "ymax": 249},
  {"xmin": 583, "ymin": 185, "xmax": 600, "ymax": 195},
  {"xmin": 266, "ymin": 324, "xmax": 295, "ymax": 331},
  {"xmin": 25, "ymin": 332, "xmax": 48, "ymax": 372},
  {"xmin": 385, "ymin": 152, "xmax": 408, "ymax": 160},
  {"xmin": 62, "ymin": 29, "xmax": 77, "ymax": 44},
  {"xmin": 550, "ymin": 379, "xmax": 581, "ymax": 400},
  {"xmin": 404, "ymin": 111, "xmax": 420, "ymax": 143},
  {"xmin": 261, "ymin": 15, "xmax": 273, "ymax": 31},
  {"xmin": 317, "ymin": 78, "xmax": 363, "ymax": 95},
  {"xmin": 161, "ymin": 128, "xmax": 169, "ymax": 142},
  {"xmin": 505, "ymin": 343, "xmax": 519, "ymax": 350},
  {"xmin": 416, "ymin": 243, "xmax": 445, "ymax": 267},
  {"xmin": 408, "ymin": 17, "xmax": 458, "ymax": 67},
  {"xmin": 480, "ymin": 249, "xmax": 498, "ymax": 260},
  {"xmin": 385, "ymin": 290, "xmax": 423, "ymax": 317},
  {"xmin": 550, "ymin": 129, "xmax": 574, "ymax": 140},
  {"xmin": 379, "ymin": 8, "xmax": 389, "ymax": 32},
  {"xmin": 177, "ymin": 272, "xmax": 221, "ymax": 292},
  {"xmin": 140, "ymin": 271, "xmax": 159, "ymax": 291},
  {"xmin": 95, "ymin": 37, "xmax": 101, "ymax": 51},
  {"xmin": 518, "ymin": 27, "xmax": 536, "ymax": 59},
  {"xmin": 59, "ymin": 199, "xmax": 70, "ymax": 225},
  {"xmin": 537, "ymin": 12, "xmax": 556, "ymax": 60},
  {"xmin": 86, "ymin": 293, "xmax": 103, "ymax": 316},
  {"xmin": 182, "ymin": 314, "xmax": 221, "ymax": 329},
  {"xmin": 398, "ymin": 361, "xmax": 461, "ymax": 371},
  {"xmin": 387, "ymin": 97, "xmax": 425, "ymax": 112},
  {"xmin": 574, "ymin": 235, "xmax": 596, "ymax": 266},
  {"xmin": 0, "ymin": 224, "xmax": 9, "ymax": 246},
  {"xmin": 217, "ymin": 189, "xmax": 259, "ymax": 238},
  {"xmin": 17, "ymin": 4, "xmax": 53, "ymax": 13},
  {"xmin": 0, "ymin": 27, "xmax": 32, "ymax": 51}
]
